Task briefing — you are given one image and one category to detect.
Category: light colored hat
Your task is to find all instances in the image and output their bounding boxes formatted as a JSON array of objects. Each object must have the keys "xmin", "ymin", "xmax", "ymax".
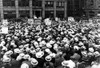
[
  {"xmin": 2, "ymin": 46, "xmax": 7, "ymax": 51},
  {"xmin": 67, "ymin": 29, "xmax": 75, "ymax": 34},
  {"xmin": 45, "ymin": 55, "xmax": 52, "ymax": 61},
  {"xmin": 30, "ymin": 50, "xmax": 36, "ymax": 54},
  {"xmin": 35, "ymin": 48, "xmax": 41, "ymax": 52},
  {"xmin": 24, "ymin": 44, "xmax": 29, "ymax": 48},
  {"xmin": 73, "ymin": 46, "xmax": 80, "ymax": 50},
  {"xmin": 25, "ymin": 47, "xmax": 30, "ymax": 52},
  {"xmin": 16, "ymin": 55, "xmax": 23, "ymax": 61},
  {"xmin": 19, "ymin": 45, "xmax": 24, "ymax": 49},
  {"xmin": 5, "ymin": 50, "xmax": 13, "ymax": 56},
  {"xmin": 74, "ymin": 37, "xmax": 79, "ymax": 42},
  {"xmin": 35, "ymin": 51, "xmax": 44, "ymax": 58},
  {"xmin": 34, "ymin": 41, "xmax": 39, "ymax": 48},
  {"xmin": 81, "ymin": 46, "xmax": 86, "ymax": 50},
  {"xmin": 53, "ymin": 44, "xmax": 58, "ymax": 50},
  {"xmin": 88, "ymin": 52, "xmax": 94, "ymax": 56},
  {"xmin": 37, "ymin": 37, "xmax": 42, "ymax": 42},
  {"xmin": 61, "ymin": 60, "xmax": 75, "ymax": 68},
  {"xmin": 64, "ymin": 44, "xmax": 69, "ymax": 48},
  {"xmin": 1, "ymin": 41, "xmax": 5, "ymax": 46},
  {"xmin": 78, "ymin": 42, "xmax": 84, "ymax": 46},
  {"xmin": 40, "ymin": 40, "xmax": 46, "ymax": 45},
  {"xmin": 2, "ymin": 55, "xmax": 11, "ymax": 62},
  {"xmin": 23, "ymin": 54, "xmax": 30, "ymax": 60},
  {"xmin": 19, "ymin": 53, "xmax": 25, "ymax": 57},
  {"xmin": 94, "ymin": 51, "xmax": 100, "ymax": 57},
  {"xmin": 7, "ymin": 37, "xmax": 11, "ymax": 41},
  {"xmin": 62, "ymin": 37, "xmax": 69, "ymax": 43},
  {"xmin": 61, "ymin": 60, "xmax": 69, "ymax": 67},
  {"xmin": 81, "ymin": 51, "xmax": 87, "ymax": 56},
  {"xmin": 49, "ymin": 53, "xmax": 56, "ymax": 58},
  {"xmin": 45, "ymin": 48, "xmax": 52, "ymax": 54},
  {"xmin": 89, "ymin": 47, "xmax": 94, "ymax": 53},
  {"xmin": 46, "ymin": 43, "xmax": 52, "ymax": 48},
  {"xmin": 30, "ymin": 58, "xmax": 38, "ymax": 66},
  {"xmin": 49, "ymin": 40, "xmax": 55, "ymax": 44},
  {"xmin": 14, "ymin": 48, "xmax": 21, "ymax": 53}
]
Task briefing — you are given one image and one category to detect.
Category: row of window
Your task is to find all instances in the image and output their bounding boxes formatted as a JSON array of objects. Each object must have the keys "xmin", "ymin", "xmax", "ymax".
[
  {"xmin": 3, "ymin": 10, "xmax": 65, "ymax": 19},
  {"xmin": 3, "ymin": 0, "xmax": 65, "ymax": 8}
]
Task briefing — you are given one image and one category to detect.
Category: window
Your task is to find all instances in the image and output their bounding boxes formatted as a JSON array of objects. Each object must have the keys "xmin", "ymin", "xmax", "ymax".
[
  {"xmin": 19, "ymin": 10, "xmax": 30, "ymax": 18},
  {"xmin": 3, "ymin": 0, "xmax": 15, "ymax": 6},
  {"xmin": 56, "ymin": 1, "xmax": 64, "ymax": 8},
  {"xmin": 19, "ymin": 0, "xmax": 29, "ymax": 7},
  {"xmin": 32, "ymin": 1, "xmax": 42, "ymax": 7},
  {"xmin": 45, "ymin": 1, "xmax": 54, "ymax": 8},
  {"xmin": 4, "ymin": 11, "xmax": 16, "ymax": 19},
  {"xmin": 89, "ymin": 11, "xmax": 95, "ymax": 17},
  {"xmin": 56, "ymin": 11, "xmax": 64, "ymax": 18}
]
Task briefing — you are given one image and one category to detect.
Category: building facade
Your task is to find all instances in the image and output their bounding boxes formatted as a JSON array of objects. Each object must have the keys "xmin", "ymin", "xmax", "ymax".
[
  {"xmin": 67, "ymin": 0, "xmax": 85, "ymax": 17},
  {"xmin": 84, "ymin": 0, "xmax": 100, "ymax": 18},
  {"xmin": 0, "ymin": 0, "xmax": 67, "ymax": 19}
]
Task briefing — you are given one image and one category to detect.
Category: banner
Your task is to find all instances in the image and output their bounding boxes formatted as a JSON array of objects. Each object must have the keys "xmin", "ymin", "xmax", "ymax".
[{"xmin": 34, "ymin": 19, "xmax": 41, "ymax": 24}]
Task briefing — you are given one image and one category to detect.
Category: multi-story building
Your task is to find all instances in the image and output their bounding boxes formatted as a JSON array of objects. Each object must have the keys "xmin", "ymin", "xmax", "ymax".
[
  {"xmin": 0, "ymin": 0, "xmax": 67, "ymax": 19},
  {"xmin": 67, "ymin": 0, "xmax": 85, "ymax": 17}
]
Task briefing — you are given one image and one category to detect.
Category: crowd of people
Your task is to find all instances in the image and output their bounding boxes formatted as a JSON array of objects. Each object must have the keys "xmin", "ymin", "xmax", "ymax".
[{"xmin": 0, "ymin": 17, "xmax": 100, "ymax": 68}]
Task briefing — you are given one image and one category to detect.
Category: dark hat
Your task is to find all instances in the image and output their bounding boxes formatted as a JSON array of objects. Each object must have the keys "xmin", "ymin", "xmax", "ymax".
[{"xmin": 70, "ymin": 53, "xmax": 81, "ymax": 60}]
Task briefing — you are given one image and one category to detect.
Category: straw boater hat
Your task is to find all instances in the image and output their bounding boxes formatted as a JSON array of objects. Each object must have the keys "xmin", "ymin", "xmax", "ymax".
[
  {"xmin": 5, "ymin": 50, "xmax": 13, "ymax": 56},
  {"xmin": 2, "ymin": 46, "xmax": 7, "ymax": 51},
  {"xmin": 49, "ymin": 40, "xmax": 55, "ymax": 45},
  {"xmin": 45, "ymin": 55, "xmax": 52, "ymax": 61},
  {"xmin": 37, "ymin": 37, "xmax": 42, "ymax": 42},
  {"xmin": 45, "ymin": 48, "xmax": 52, "ymax": 54},
  {"xmin": 49, "ymin": 53, "xmax": 56, "ymax": 58},
  {"xmin": 73, "ymin": 46, "xmax": 80, "ymax": 50},
  {"xmin": 61, "ymin": 60, "xmax": 75, "ymax": 68},
  {"xmin": 35, "ymin": 51, "xmax": 44, "ymax": 58},
  {"xmin": 89, "ymin": 47, "xmax": 94, "ymax": 53},
  {"xmin": 2, "ymin": 55, "xmax": 11, "ymax": 62},
  {"xmin": 30, "ymin": 58, "xmax": 38, "ymax": 66},
  {"xmin": 46, "ymin": 43, "xmax": 52, "ymax": 48},
  {"xmin": 78, "ymin": 42, "xmax": 84, "ymax": 46},
  {"xmin": 23, "ymin": 54, "xmax": 30, "ymax": 60},
  {"xmin": 94, "ymin": 51, "xmax": 100, "ymax": 57},
  {"xmin": 14, "ymin": 48, "xmax": 21, "ymax": 53}
]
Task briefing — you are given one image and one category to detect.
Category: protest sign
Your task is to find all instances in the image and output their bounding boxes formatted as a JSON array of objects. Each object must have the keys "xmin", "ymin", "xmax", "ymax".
[
  {"xmin": 2, "ymin": 19, "xmax": 8, "ymax": 26},
  {"xmin": 0, "ymin": 26, "xmax": 8, "ymax": 34},
  {"xmin": 44, "ymin": 18, "xmax": 52, "ymax": 26},
  {"xmin": 34, "ymin": 19, "xmax": 41, "ymax": 24},
  {"xmin": 28, "ymin": 19, "xmax": 34, "ymax": 24}
]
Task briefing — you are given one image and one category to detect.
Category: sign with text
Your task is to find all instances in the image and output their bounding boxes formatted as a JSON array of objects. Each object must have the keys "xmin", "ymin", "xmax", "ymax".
[{"xmin": 0, "ymin": 26, "xmax": 8, "ymax": 34}]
